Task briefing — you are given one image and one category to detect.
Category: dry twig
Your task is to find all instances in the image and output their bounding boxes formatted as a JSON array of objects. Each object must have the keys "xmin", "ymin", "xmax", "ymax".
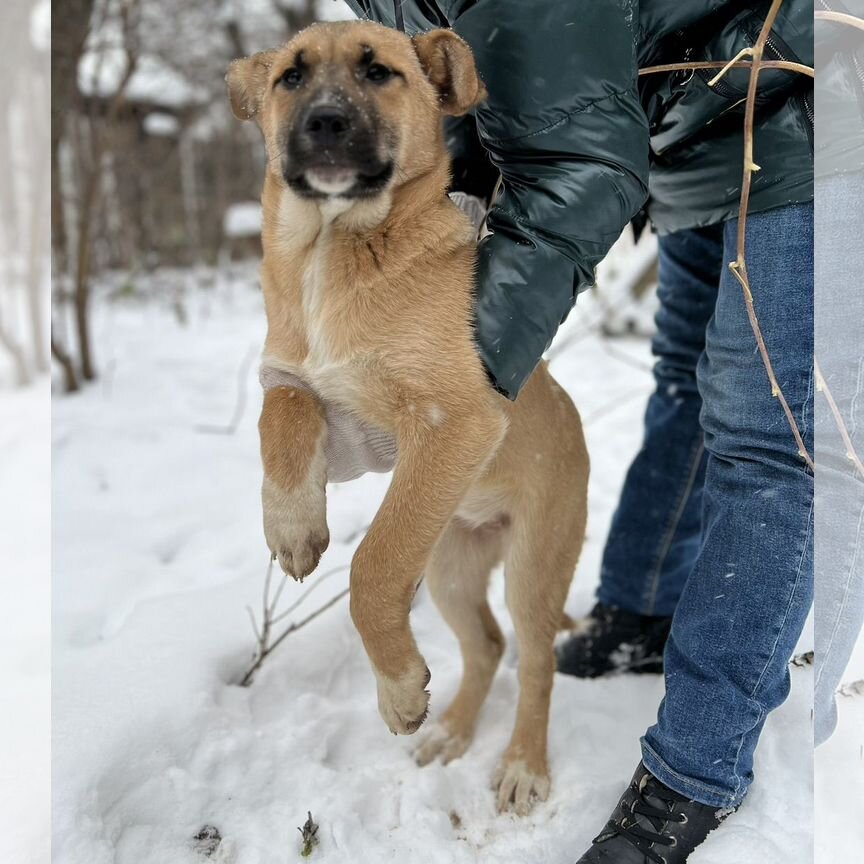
[
  {"xmin": 639, "ymin": 58, "xmax": 814, "ymax": 78},
  {"xmin": 645, "ymin": 9, "xmax": 864, "ymax": 476},
  {"xmin": 815, "ymin": 361, "xmax": 864, "ymax": 480},
  {"xmin": 638, "ymin": 2, "xmax": 820, "ymax": 471},
  {"xmin": 238, "ymin": 559, "xmax": 350, "ymax": 687},
  {"xmin": 712, "ymin": 0, "xmax": 815, "ymax": 471}
]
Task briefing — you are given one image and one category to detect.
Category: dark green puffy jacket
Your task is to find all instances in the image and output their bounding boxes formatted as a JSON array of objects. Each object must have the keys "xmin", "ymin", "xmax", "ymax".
[{"xmin": 345, "ymin": 1, "xmax": 814, "ymax": 398}]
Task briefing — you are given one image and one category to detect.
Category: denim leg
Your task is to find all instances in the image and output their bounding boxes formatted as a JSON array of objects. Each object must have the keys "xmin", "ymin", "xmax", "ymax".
[
  {"xmin": 597, "ymin": 226, "xmax": 721, "ymax": 616},
  {"xmin": 814, "ymin": 172, "xmax": 864, "ymax": 745},
  {"xmin": 642, "ymin": 203, "xmax": 815, "ymax": 807}
]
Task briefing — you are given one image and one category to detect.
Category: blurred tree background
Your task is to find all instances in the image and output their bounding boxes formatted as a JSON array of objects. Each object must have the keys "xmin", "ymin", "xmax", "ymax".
[{"xmin": 49, "ymin": 0, "xmax": 353, "ymax": 392}]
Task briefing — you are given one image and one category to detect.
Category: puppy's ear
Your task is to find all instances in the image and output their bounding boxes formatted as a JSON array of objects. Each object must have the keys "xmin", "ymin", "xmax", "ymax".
[
  {"xmin": 413, "ymin": 30, "xmax": 487, "ymax": 116},
  {"xmin": 226, "ymin": 51, "xmax": 276, "ymax": 121}
]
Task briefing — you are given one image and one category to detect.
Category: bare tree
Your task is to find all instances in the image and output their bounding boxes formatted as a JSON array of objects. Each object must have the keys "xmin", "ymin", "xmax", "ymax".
[
  {"xmin": 51, "ymin": 0, "xmax": 95, "ymax": 391},
  {"xmin": 52, "ymin": 0, "xmax": 141, "ymax": 389},
  {"xmin": 46, "ymin": 0, "xmax": 332, "ymax": 393}
]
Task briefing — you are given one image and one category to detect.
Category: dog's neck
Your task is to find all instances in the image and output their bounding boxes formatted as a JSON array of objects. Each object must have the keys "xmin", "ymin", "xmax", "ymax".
[{"xmin": 380, "ymin": 159, "xmax": 453, "ymax": 232}]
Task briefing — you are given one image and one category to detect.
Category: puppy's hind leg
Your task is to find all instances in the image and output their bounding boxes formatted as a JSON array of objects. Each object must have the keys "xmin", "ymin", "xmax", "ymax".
[
  {"xmin": 415, "ymin": 518, "xmax": 505, "ymax": 767},
  {"xmin": 495, "ymin": 503, "xmax": 586, "ymax": 815}
]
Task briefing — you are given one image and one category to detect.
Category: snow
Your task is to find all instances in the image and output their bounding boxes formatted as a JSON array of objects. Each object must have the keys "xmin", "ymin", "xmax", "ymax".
[
  {"xmin": 0, "ymin": 381, "xmax": 50, "ymax": 864},
  {"xmin": 315, "ymin": 0, "xmax": 357, "ymax": 23},
  {"xmin": 220, "ymin": 0, "xmax": 355, "ymax": 25},
  {"xmin": 78, "ymin": 50, "xmax": 201, "ymax": 110},
  {"xmin": 224, "ymin": 203, "xmax": 263, "ymax": 239},
  {"xmin": 50, "ymin": 258, "xmax": 859, "ymax": 863},
  {"xmin": 143, "ymin": 111, "xmax": 181, "ymax": 138}
]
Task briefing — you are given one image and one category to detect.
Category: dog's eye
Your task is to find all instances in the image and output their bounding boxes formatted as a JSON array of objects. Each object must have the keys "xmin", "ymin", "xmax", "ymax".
[
  {"xmin": 281, "ymin": 67, "xmax": 303, "ymax": 89},
  {"xmin": 365, "ymin": 63, "xmax": 393, "ymax": 84}
]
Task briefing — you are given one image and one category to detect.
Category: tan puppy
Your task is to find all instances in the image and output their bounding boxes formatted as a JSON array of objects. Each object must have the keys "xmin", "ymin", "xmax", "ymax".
[{"xmin": 227, "ymin": 20, "xmax": 588, "ymax": 815}]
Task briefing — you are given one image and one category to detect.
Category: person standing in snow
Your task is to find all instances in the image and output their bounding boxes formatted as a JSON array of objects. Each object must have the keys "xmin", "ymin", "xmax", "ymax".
[{"xmin": 345, "ymin": 1, "xmax": 814, "ymax": 860}]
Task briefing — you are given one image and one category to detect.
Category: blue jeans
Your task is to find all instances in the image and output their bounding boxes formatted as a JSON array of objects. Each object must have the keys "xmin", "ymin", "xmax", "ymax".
[{"xmin": 598, "ymin": 204, "xmax": 814, "ymax": 808}]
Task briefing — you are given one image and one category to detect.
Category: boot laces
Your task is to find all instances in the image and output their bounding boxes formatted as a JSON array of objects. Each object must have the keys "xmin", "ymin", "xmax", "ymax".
[{"xmin": 594, "ymin": 774, "xmax": 688, "ymax": 864}]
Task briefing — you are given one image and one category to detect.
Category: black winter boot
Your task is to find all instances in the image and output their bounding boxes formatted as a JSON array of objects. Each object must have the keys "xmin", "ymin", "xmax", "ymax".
[
  {"xmin": 556, "ymin": 603, "xmax": 672, "ymax": 678},
  {"xmin": 575, "ymin": 763, "xmax": 734, "ymax": 863}
]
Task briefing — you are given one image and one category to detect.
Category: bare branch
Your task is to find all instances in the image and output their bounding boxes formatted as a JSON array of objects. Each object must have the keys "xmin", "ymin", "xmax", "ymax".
[
  {"xmin": 245, "ymin": 605, "xmax": 261, "ymax": 643},
  {"xmin": 238, "ymin": 560, "xmax": 352, "ymax": 687},
  {"xmin": 721, "ymin": 0, "xmax": 815, "ymax": 471},
  {"xmin": 639, "ymin": 59, "xmax": 814, "ymax": 79},
  {"xmin": 268, "ymin": 571, "xmax": 289, "ymax": 620},
  {"xmin": 815, "ymin": 361, "xmax": 864, "ymax": 480},
  {"xmin": 271, "ymin": 565, "xmax": 350, "ymax": 626},
  {"xmin": 239, "ymin": 586, "xmax": 350, "ymax": 688}
]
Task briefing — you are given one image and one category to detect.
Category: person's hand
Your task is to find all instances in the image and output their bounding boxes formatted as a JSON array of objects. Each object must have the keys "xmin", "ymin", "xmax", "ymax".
[{"xmin": 449, "ymin": 190, "xmax": 488, "ymax": 236}]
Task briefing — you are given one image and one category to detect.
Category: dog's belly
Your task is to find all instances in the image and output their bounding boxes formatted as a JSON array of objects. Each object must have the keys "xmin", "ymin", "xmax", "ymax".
[{"xmin": 454, "ymin": 486, "xmax": 511, "ymax": 532}]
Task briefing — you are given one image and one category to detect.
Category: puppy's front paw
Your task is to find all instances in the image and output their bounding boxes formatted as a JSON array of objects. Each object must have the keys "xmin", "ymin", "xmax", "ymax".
[
  {"xmin": 262, "ymin": 476, "xmax": 329, "ymax": 581},
  {"xmin": 376, "ymin": 661, "xmax": 431, "ymax": 735}
]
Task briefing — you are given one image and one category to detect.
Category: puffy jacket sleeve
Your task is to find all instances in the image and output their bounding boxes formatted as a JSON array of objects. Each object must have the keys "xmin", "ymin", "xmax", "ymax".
[
  {"xmin": 344, "ymin": 0, "xmax": 649, "ymax": 398},
  {"xmin": 454, "ymin": 0, "xmax": 649, "ymax": 397}
]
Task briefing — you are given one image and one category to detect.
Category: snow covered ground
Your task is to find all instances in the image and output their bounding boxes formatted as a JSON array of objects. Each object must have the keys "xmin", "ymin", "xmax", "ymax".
[
  {"xmin": 50, "ymin": 259, "xmax": 859, "ymax": 863},
  {"xmin": 1, "ymin": 379, "xmax": 50, "ymax": 864}
]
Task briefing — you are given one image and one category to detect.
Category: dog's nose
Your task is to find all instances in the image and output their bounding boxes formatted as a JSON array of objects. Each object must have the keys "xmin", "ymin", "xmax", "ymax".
[{"xmin": 304, "ymin": 105, "xmax": 351, "ymax": 148}]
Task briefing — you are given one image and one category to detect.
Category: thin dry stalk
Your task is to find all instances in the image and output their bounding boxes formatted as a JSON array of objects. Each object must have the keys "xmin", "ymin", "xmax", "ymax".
[
  {"xmin": 815, "ymin": 361, "xmax": 864, "ymax": 480},
  {"xmin": 638, "ymin": 59, "xmax": 814, "ymax": 78},
  {"xmin": 713, "ymin": 0, "xmax": 815, "ymax": 471},
  {"xmin": 239, "ymin": 560, "xmax": 351, "ymax": 687},
  {"xmin": 646, "ymin": 11, "xmax": 864, "ymax": 473},
  {"xmin": 638, "ymin": 5, "xmax": 822, "ymax": 470}
]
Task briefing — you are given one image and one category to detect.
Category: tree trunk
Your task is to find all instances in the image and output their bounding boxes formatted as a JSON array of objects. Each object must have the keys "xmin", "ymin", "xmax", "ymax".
[
  {"xmin": 51, "ymin": 0, "xmax": 96, "ymax": 387},
  {"xmin": 74, "ymin": 160, "xmax": 100, "ymax": 382},
  {"xmin": 51, "ymin": 335, "xmax": 80, "ymax": 393}
]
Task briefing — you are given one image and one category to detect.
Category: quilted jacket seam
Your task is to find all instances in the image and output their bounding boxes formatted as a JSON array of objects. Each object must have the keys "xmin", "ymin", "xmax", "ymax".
[{"xmin": 483, "ymin": 87, "xmax": 636, "ymax": 146}]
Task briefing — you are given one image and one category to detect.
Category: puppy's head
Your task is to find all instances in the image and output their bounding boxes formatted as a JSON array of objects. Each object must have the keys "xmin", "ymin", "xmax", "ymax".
[{"xmin": 226, "ymin": 21, "xmax": 485, "ymax": 200}]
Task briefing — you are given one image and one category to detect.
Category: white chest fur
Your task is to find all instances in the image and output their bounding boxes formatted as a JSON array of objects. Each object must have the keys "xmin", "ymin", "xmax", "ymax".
[
  {"xmin": 301, "ymin": 222, "xmax": 335, "ymax": 368},
  {"xmin": 271, "ymin": 189, "xmax": 393, "ymax": 409}
]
